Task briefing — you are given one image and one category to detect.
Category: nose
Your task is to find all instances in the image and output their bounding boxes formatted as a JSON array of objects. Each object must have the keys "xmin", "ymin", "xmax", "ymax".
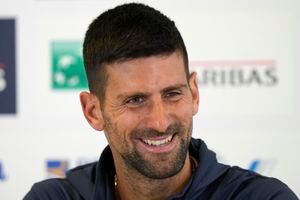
[{"xmin": 145, "ymin": 98, "xmax": 170, "ymax": 133}]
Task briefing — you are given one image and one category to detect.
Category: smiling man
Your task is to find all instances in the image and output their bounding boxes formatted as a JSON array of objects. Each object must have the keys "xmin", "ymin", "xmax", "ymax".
[
  {"xmin": 91, "ymin": 51, "xmax": 198, "ymax": 200},
  {"xmin": 24, "ymin": 3, "xmax": 298, "ymax": 200}
]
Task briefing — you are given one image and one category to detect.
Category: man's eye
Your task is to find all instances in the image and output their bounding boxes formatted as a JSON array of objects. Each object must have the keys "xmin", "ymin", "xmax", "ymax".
[
  {"xmin": 164, "ymin": 91, "xmax": 182, "ymax": 100},
  {"xmin": 125, "ymin": 96, "xmax": 146, "ymax": 106}
]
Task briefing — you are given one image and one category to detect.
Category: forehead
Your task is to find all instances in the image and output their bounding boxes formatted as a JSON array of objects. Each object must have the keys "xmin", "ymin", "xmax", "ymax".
[{"xmin": 104, "ymin": 52, "xmax": 187, "ymax": 95}]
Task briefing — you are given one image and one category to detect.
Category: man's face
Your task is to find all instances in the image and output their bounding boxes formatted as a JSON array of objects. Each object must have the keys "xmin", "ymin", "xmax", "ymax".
[{"xmin": 101, "ymin": 51, "xmax": 199, "ymax": 179}]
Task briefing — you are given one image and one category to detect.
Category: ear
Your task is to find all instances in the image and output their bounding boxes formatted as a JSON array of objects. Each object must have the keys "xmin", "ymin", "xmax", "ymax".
[
  {"xmin": 79, "ymin": 92, "xmax": 104, "ymax": 131},
  {"xmin": 188, "ymin": 72, "xmax": 200, "ymax": 116}
]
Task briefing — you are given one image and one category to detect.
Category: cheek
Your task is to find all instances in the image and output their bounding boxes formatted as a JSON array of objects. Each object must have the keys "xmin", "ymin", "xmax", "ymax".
[
  {"xmin": 106, "ymin": 111, "xmax": 142, "ymax": 139},
  {"xmin": 122, "ymin": 112, "xmax": 143, "ymax": 127},
  {"xmin": 175, "ymin": 108, "xmax": 193, "ymax": 126},
  {"xmin": 174, "ymin": 98, "xmax": 194, "ymax": 119}
]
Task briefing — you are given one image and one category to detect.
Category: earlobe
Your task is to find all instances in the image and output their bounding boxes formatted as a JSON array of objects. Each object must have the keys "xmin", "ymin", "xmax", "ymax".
[
  {"xmin": 189, "ymin": 72, "xmax": 200, "ymax": 115},
  {"xmin": 79, "ymin": 92, "xmax": 104, "ymax": 131}
]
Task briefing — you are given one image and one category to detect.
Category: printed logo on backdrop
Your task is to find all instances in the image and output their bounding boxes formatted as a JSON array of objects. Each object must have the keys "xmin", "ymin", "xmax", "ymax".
[
  {"xmin": 190, "ymin": 60, "xmax": 278, "ymax": 87},
  {"xmin": 46, "ymin": 157, "xmax": 96, "ymax": 178},
  {"xmin": 0, "ymin": 19, "xmax": 16, "ymax": 114},
  {"xmin": 189, "ymin": 60, "xmax": 284, "ymax": 115},
  {"xmin": 51, "ymin": 41, "xmax": 88, "ymax": 89},
  {"xmin": 0, "ymin": 161, "xmax": 7, "ymax": 182},
  {"xmin": 46, "ymin": 160, "xmax": 69, "ymax": 178},
  {"xmin": 247, "ymin": 158, "xmax": 277, "ymax": 176}
]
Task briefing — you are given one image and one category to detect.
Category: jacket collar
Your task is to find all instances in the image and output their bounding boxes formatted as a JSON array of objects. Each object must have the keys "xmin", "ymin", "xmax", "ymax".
[
  {"xmin": 173, "ymin": 138, "xmax": 230, "ymax": 199},
  {"xmin": 92, "ymin": 138, "xmax": 230, "ymax": 199}
]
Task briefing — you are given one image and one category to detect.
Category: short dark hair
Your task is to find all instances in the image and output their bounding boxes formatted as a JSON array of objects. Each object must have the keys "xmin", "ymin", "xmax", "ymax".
[{"xmin": 83, "ymin": 3, "xmax": 189, "ymax": 101}]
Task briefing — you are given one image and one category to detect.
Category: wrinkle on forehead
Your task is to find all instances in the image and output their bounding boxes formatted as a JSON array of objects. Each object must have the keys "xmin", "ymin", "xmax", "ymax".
[{"xmin": 104, "ymin": 51, "xmax": 187, "ymax": 94}]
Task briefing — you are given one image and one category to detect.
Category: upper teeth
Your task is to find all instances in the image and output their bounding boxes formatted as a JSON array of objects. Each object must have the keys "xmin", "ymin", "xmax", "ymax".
[{"xmin": 142, "ymin": 135, "xmax": 173, "ymax": 146}]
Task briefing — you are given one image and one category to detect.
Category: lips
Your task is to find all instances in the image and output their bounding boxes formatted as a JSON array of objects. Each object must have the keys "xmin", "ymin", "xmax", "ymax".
[{"xmin": 141, "ymin": 135, "xmax": 173, "ymax": 146}]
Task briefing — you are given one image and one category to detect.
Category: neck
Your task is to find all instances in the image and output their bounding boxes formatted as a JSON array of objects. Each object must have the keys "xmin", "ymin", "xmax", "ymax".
[{"xmin": 114, "ymin": 153, "xmax": 193, "ymax": 200}]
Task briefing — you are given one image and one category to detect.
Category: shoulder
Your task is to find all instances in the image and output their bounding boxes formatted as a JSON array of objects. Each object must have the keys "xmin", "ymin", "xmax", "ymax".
[
  {"xmin": 23, "ymin": 161, "xmax": 99, "ymax": 200},
  {"xmin": 218, "ymin": 167, "xmax": 298, "ymax": 199},
  {"xmin": 24, "ymin": 178, "xmax": 82, "ymax": 200},
  {"xmin": 23, "ymin": 162, "xmax": 99, "ymax": 200}
]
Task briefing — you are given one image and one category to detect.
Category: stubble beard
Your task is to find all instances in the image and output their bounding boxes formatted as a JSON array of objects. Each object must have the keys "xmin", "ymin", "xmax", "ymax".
[{"xmin": 122, "ymin": 122, "xmax": 192, "ymax": 180}]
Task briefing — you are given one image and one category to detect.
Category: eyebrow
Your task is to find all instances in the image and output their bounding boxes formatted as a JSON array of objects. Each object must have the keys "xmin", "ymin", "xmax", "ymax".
[
  {"xmin": 117, "ymin": 92, "xmax": 151, "ymax": 102},
  {"xmin": 161, "ymin": 83, "xmax": 188, "ymax": 94},
  {"xmin": 116, "ymin": 83, "xmax": 188, "ymax": 101}
]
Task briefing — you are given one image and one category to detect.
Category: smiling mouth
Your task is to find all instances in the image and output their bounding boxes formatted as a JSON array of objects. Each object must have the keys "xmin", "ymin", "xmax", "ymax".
[{"xmin": 141, "ymin": 135, "xmax": 173, "ymax": 146}]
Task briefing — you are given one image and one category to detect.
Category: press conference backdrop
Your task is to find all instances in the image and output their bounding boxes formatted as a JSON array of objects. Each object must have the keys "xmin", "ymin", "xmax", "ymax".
[{"xmin": 0, "ymin": 0, "xmax": 299, "ymax": 199}]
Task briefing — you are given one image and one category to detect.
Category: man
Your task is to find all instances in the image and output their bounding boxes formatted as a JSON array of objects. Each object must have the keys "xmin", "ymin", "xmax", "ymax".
[{"xmin": 25, "ymin": 3, "xmax": 298, "ymax": 200}]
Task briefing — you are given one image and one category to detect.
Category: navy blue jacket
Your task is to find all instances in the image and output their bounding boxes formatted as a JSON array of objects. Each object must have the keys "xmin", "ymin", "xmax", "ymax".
[{"xmin": 24, "ymin": 138, "xmax": 298, "ymax": 199}]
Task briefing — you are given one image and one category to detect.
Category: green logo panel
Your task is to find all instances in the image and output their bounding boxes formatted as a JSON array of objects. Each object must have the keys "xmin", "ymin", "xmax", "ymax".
[{"xmin": 51, "ymin": 41, "xmax": 88, "ymax": 89}]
